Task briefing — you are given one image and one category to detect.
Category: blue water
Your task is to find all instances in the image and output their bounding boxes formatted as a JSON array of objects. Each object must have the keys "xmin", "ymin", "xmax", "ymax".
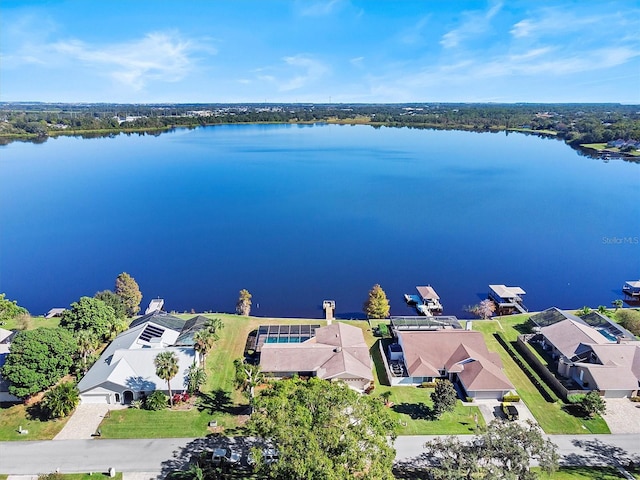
[{"xmin": 1, "ymin": 124, "xmax": 638, "ymax": 319}]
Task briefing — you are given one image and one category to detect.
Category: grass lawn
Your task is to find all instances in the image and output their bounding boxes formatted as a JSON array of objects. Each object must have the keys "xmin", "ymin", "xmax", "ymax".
[
  {"xmin": 0, "ymin": 402, "xmax": 69, "ymax": 440},
  {"xmin": 534, "ymin": 466, "xmax": 640, "ymax": 479},
  {"xmin": 472, "ymin": 315, "xmax": 609, "ymax": 434},
  {"xmin": 97, "ymin": 408, "xmax": 214, "ymax": 439},
  {"xmin": 99, "ymin": 314, "xmax": 332, "ymax": 438},
  {"xmin": 1, "ymin": 315, "xmax": 60, "ymax": 331}
]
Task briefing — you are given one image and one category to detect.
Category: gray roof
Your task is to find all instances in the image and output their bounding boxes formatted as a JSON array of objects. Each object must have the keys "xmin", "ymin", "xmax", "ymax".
[
  {"xmin": 130, "ymin": 311, "xmax": 185, "ymax": 332},
  {"xmin": 78, "ymin": 319, "xmax": 194, "ymax": 395},
  {"xmin": 540, "ymin": 319, "xmax": 610, "ymax": 360},
  {"xmin": 174, "ymin": 315, "xmax": 209, "ymax": 346},
  {"xmin": 530, "ymin": 307, "xmax": 583, "ymax": 328}
]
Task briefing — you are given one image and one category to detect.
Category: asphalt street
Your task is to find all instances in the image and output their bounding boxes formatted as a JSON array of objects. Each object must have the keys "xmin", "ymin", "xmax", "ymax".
[{"xmin": 1, "ymin": 435, "xmax": 639, "ymax": 475}]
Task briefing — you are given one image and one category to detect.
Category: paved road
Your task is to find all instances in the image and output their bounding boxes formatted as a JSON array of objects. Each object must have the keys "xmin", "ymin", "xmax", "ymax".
[{"xmin": 2, "ymin": 435, "xmax": 640, "ymax": 475}]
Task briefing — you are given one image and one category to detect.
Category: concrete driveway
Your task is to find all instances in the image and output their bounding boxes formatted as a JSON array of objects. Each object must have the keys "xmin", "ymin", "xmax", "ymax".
[
  {"xmin": 602, "ymin": 398, "xmax": 640, "ymax": 434},
  {"xmin": 472, "ymin": 399, "xmax": 536, "ymax": 426}
]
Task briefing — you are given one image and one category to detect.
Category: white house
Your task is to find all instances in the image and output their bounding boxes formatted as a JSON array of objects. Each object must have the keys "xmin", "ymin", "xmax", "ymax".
[{"xmin": 77, "ymin": 312, "xmax": 199, "ymax": 405}]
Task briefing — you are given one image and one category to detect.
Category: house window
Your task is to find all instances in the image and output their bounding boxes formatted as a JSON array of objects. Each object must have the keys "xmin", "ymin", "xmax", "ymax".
[{"xmin": 115, "ymin": 393, "xmax": 120, "ymax": 403}]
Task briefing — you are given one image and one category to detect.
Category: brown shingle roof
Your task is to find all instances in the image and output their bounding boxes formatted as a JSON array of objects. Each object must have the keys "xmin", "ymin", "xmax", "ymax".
[
  {"xmin": 398, "ymin": 330, "xmax": 513, "ymax": 392},
  {"xmin": 540, "ymin": 319, "xmax": 609, "ymax": 359}
]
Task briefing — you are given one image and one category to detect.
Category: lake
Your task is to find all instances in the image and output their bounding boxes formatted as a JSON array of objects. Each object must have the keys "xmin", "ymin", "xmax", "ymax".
[{"xmin": 1, "ymin": 124, "xmax": 638, "ymax": 319}]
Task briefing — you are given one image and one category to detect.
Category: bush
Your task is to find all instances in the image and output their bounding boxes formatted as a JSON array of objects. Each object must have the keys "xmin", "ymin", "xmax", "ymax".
[
  {"xmin": 378, "ymin": 324, "xmax": 389, "ymax": 337},
  {"xmin": 130, "ymin": 399, "xmax": 143, "ymax": 409},
  {"xmin": 172, "ymin": 392, "xmax": 191, "ymax": 405},
  {"xmin": 630, "ymin": 396, "xmax": 640, "ymax": 402},
  {"xmin": 616, "ymin": 309, "xmax": 640, "ymax": 336},
  {"xmin": 144, "ymin": 391, "xmax": 168, "ymax": 410},
  {"xmin": 466, "ymin": 397, "xmax": 475, "ymax": 403},
  {"xmin": 421, "ymin": 381, "xmax": 437, "ymax": 388},
  {"xmin": 503, "ymin": 394, "xmax": 521, "ymax": 403}
]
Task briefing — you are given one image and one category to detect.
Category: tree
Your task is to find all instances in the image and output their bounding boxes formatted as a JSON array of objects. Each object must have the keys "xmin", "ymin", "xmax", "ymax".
[
  {"xmin": 154, "ymin": 351, "xmax": 179, "ymax": 406},
  {"xmin": 75, "ymin": 329, "xmax": 99, "ymax": 374},
  {"xmin": 144, "ymin": 390, "xmax": 168, "ymax": 410},
  {"xmin": 193, "ymin": 318, "xmax": 223, "ymax": 366},
  {"xmin": 363, "ymin": 284, "xmax": 390, "ymax": 319},
  {"xmin": 248, "ymin": 377, "xmax": 396, "ymax": 479},
  {"xmin": 115, "ymin": 272, "xmax": 142, "ymax": 317},
  {"xmin": 0, "ymin": 293, "xmax": 28, "ymax": 323},
  {"xmin": 471, "ymin": 299, "xmax": 496, "ymax": 320},
  {"xmin": 424, "ymin": 420, "xmax": 558, "ymax": 480},
  {"xmin": 576, "ymin": 306, "xmax": 592, "ymax": 316},
  {"xmin": 569, "ymin": 391, "xmax": 606, "ymax": 418},
  {"xmin": 236, "ymin": 289, "xmax": 252, "ymax": 316},
  {"xmin": 94, "ymin": 289, "xmax": 127, "ymax": 320},
  {"xmin": 60, "ymin": 297, "xmax": 116, "ymax": 341},
  {"xmin": 40, "ymin": 382, "xmax": 79, "ymax": 419},
  {"xmin": 234, "ymin": 358, "xmax": 263, "ymax": 413},
  {"xmin": 597, "ymin": 305, "xmax": 608, "ymax": 315},
  {"xmin": 186, "ymin": 363, "xmax": 207, "ymax": 395},
  {"xmin": 616, "ymin": 309, "xmax": 640, "ymax": 336},
  {"xmin": 612, "ymin": 299, "xmax": 623, "ymax": 311},
  {"xmin": 430, "ymin": 379, "xmax": 457, "ymax": 418},
  {"xmin": 2, "ymin": 328, "xmax": 77, "ymax": 398}
]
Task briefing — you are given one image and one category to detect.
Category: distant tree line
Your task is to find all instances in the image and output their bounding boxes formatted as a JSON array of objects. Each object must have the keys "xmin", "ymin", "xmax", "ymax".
[{"xmin": 1, "ymin": 102, "xmax": 638, "ymax": 154}]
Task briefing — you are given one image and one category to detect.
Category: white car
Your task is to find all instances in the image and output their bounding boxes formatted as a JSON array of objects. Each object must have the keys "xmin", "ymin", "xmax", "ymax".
[
  {"xmin": 211, "ymin": 447, "xmax": 241, "ymax": 465},
  {"xmin": 247, "ymin": 447, "xmax": 279, "ymax": 466}
]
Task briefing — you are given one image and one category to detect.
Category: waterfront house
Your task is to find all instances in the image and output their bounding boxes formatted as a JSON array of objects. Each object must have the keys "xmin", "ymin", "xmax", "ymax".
[
  {"xmin": 258, "ymin": 322, "xmax": 374, "ymax": 392},
  {"xmin": 534, "ymin": 308, "xmax": 640, "ymax": 398},
  {"xmin": 78, "ymin": 312, "xmax": 201, "ymax": 405},
  {"xmin": 390, "ymin": 329, "xmax": 514, "ymax": 399}
]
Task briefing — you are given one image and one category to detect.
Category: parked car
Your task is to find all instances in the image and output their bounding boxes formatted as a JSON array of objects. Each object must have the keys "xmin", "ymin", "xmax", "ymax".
[
  {"xmin": 211, "ymin": 447, "xmax": 241, "ymax": 465},
  {"xmin": 501, "ymin": 402, "xmax": 519, "ymax": 421},
  {"xmin": 247, "ymin": 447, "xmax": 279, "ymax": 466}
]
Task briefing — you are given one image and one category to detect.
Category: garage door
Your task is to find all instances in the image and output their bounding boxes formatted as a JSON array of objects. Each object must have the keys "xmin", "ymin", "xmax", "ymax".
[{"xmin": 81, "ymin": 393, "xmax": 110, "ymax": 404}]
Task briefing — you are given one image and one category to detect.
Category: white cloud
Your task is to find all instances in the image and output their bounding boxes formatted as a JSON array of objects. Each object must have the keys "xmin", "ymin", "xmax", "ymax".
[
  {"xmin": 440, "ymin": 1, "xmax": 503, "ymax": 49},
  {"xmin": 46, "ymin": 32, "xmax": 208, "ymax": 90},
  {"xmin": 350, "ymin": 56, "xmax": 364, "ymax": 67},
  {"xmin": 279, "ymin": 55, "xmax": 329, "ymax": 91},
  {"xmin": 298, "ymin": 0, "xmax": 343, "ymax": 17}
]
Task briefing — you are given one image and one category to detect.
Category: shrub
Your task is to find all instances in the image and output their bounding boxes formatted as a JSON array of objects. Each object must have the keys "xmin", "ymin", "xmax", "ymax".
[
  {"xmin": 144, "ymin": 391, "xmax": 168, "ymax": 410},
  {"xmin": 378, "ymin": 323, "xmax": 389, "ymax": 337},
  {"xmin": 466, "ymin": 397, "xmax": 475, "ymax": 403},
  {"xmin": 421, "ymin": 381, "xmax": 437, "ymax": 388},
  {"xmin": 172, "ymin": 392, "xmax": 191, "ymax": 405},
  {"xmin": 630, "ymin": 396, "xmax": 640, "ymax": 403},
  {"xmin": 130, "ymin": 399, "xmax": 143, "ymax": 409},
  {"xmin": 503, "ymin": 394, "xmax": 521, "ymax": 403}
]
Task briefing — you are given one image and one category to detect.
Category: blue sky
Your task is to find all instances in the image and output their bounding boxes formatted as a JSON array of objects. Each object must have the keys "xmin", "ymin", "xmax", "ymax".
[{"xmin": 1, "ymin": 0, "xmax": 639, "ymax": 103}]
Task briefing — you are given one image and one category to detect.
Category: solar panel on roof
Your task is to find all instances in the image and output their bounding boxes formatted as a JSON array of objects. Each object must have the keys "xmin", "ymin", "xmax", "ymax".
[{"xmin": 140, "ymin": 324, "xmax": 165, "ymax": 342}]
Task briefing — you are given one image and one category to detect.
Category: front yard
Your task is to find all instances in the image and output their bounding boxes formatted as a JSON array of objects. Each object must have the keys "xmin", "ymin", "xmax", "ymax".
[{"xmin": 471, "ymin": 315, "xmax": 609, "ymax": 434}]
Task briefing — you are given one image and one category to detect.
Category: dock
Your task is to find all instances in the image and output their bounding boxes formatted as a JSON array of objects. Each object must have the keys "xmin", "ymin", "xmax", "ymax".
[
  {"xmin": 404, "ymin": 285, "xmax": 443, "ymax": 316},
  {"xmin": 488, "ymin": 284, "xmax": 527, "ymax": 315},
  {"xmin": 623, "ymin": 281, "xmax": 640, "ymax": 304}
]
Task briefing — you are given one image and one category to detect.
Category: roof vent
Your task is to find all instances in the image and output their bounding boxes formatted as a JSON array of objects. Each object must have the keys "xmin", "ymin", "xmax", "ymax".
[{"xmin": 334, "ymin": 346, "xmax": 342, "ymax": 353}]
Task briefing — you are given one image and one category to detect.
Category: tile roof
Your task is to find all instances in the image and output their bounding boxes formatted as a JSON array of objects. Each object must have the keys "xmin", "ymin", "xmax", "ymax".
[
  {"xmin": 540, "ymin": 319, "xmax": 609, "ymax": 359},
  {"xmin": 259, "ymin": 322, "xmax": 373, "ymax": 383},
  {"xmin": 398, "ymin": 330, "xmax": 513, "ymax": 392}
]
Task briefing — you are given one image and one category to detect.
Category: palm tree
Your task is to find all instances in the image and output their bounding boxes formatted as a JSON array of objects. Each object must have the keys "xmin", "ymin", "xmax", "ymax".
[
  {"xmin": 576, "ymin": 306, "xmax": 592, "ymax": 316},
  {"xmin": 41, "ymin": 382, "xmax": 80, "ymax": 419},
  {"xmin": 193, "ymin": 329, "xmax": 216, "ymax": 366},
  {"xmin": 234, "ymin": 358, "xmax": 263, "ymax": 414},
  {"xmin": 612, "ymin": 299, "xmax": 624, "ymax": 311},
  {"xmin": 154, "ymin": 351, "xmax": 179, "ymax": 406},
  {"xmin": 186, "ymin": 363, "xmax": 207, "ymax": 394},
  {"xmin": 75, "ymin": 330, "xmax": 99, "ymax": 374},
  {"xmin": 597, "ymin": 305, "xmax": 608, "ymax": 315},
  {"xmin": 204, "ymin": 317, "xmax": 224, "ymax": 338}
]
